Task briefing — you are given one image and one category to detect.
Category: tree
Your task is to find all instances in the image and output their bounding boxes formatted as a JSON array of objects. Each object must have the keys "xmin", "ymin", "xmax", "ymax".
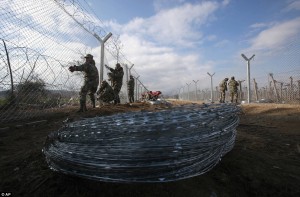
[{"xmin": 16, "ymin": 75, "xmax": 47, "ymax": 105}]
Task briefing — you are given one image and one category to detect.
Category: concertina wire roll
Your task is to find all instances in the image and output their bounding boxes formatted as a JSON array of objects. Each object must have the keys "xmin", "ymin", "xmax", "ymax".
[{"xmin": 43, "ymin": 103, "xmax": 240, "ymax": 182}]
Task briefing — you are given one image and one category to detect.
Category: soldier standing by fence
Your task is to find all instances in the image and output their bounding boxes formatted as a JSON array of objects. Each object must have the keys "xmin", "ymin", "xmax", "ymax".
[
  {"xmin": 69, "ymin": 54, "xmax": 99, "ymax": 112},
  {"xmin": 127, "ymin": 75, "xmax": 135, "ymax": 103},
  {"xmin": 105, "ymin": 63, "xmax": 124, "ymax": 104},
  {"xmin": 228, "ymin": 76, "xmax": 239, "ymax": 103},
  {"xmin": 219, "ymin": 78, "xmax": 228, "ymax": 103},
  {"xmin": 97, "ymin": 80, "xmax": 115, "ymax": 104}
]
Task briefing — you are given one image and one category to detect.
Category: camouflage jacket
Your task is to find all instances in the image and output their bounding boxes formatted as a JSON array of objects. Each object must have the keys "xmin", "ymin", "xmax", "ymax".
[
  {"xmin": 219, "ymin": 79, "xmax": 228, "ymax": 91},
  {"xmin": 109, "ymin": 67, "xmax": 124, "ymax": 87},
  {"xmin": 127, "ymin": 78, "xmax": 135, "ymax": 91},
  {"xmin": 97, "ymin": 82, "xmax": 115, "ymax": 101},
  {"xmin": 228, "ymin": 79, "xmax": 239, "ymax": 92},
  {"xmin": 76, "ymin": 61, "xmax": 99, "ymax": 85}
]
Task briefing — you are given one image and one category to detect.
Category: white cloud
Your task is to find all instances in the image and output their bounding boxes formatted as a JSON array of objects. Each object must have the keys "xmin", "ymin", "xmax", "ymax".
[
  {"xmin": 250, "ymin": 23, "xmax": 268, "ymax": 29},
  {"xmin": 0, "ymin": 0, "xmax": 232, "ymax": 94},
  {"xmin": 101, "ymin": 1, "xmax": 230, "ymax": 93},
  {"xmin": 122, "ymin": 1, "xmax": 220, "ymax": 47},
  {"xmin": 284, "ymin": 0, "xmax": 300, "ymax": 11},
  {"xmin": 222, "ymin": 0, "xmax": 231, "ymax": 6},
  {"xmin": 214, "ymin": 39, "xmax": 230, "ymax": 47},
  {"xmin": 101, "ymin": 33, "xmax": 213, "ymax": 92},
  {"xmin": 238, "ymin": 17, "xmax": 300, "ymax": 84},
  {"xmin": 0, "ymin": 0, "xmax": 99, "ymax": 90},
  {"xmin": 153, "ymin": 0, "xmax": 186, "ymax": 12},
  {"xmin": 206, "ymin": 35, "xmax": 217, "ymax": 41},
  {"xmin": 249, "ymin": 17, "xmax": 300, "ymax": 51}
]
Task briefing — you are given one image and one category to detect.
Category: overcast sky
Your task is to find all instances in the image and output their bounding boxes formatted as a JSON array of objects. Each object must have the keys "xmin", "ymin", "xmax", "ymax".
[{"xmin": 85, "ymin": 0, "xmax": 300, "ymax": 94}]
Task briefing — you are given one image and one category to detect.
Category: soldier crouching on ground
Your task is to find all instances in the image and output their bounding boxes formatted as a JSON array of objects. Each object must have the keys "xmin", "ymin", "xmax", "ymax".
[
  {"xmin": 69, "ymin": 54, "xmax": 99, "ymax": 112},
  {"xmin": 219, "ymin": 78, "xmax": 228, "ymax": 103},
  {"xmin": 105, "ymin": 63, "xmax": 124, "ymax": 104},
  {"xmin": 97, "ymin": 80, "xmax": 115, "ymax": 104},
  {"xmin": 228, "ymin": 76, "xmax": 239, "ymax": 103}
]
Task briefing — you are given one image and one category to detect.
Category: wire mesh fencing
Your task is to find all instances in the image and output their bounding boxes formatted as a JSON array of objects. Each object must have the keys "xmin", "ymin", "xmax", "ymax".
[
  {"xmin": 178, "ymin": 71, "xmax": 300, "ymax": 104},
  {"xmin": 175, "ymin": 28, "xmax": 300, "ymax": 104},
  {"xmin": 0, "ymin": 0, "xmax": 142, "ymax": 123},
  {"xmin": 0, "ymin": 0, "xmax": 93, "ymax": 123}
]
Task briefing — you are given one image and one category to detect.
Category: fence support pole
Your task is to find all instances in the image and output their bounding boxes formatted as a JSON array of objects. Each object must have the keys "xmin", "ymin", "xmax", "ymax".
[
  {"xmin": 215, "ymin": 86, "xmax": 218, "ymax": 101},
  {"xmin": 124, "ymin": 64, "xmax": 129, "ymax": 103},
  {"xmin": 297, "ymin": 80, "xmax": 300, "ymax": 101},
  {"xmin": 290, "ymin": 76, "xmax": 294, "ymax": 101},
  {"xmin": 241, "ymin": 54, "xmax": 255, "ymax": 103},
  {"xmin": 97, "ymin": 32, "xmax": 112, "ymax": 84},
  {"xmin": 269, "ymin": 73, "xmax": 280, "ymax": 102},
  {"xmin": 186, "ymin": 83, "xmax": 191, "ymax": 101},
  {"xmin": 253, "ymin": 78, "xmax": 258, "ymax": 102},
  {"xmin": 279, "ymin": 82, "xmax": 283, "ymax": 101},
  {"xmin": 238, "ymin": 80, "xmax": 245, "ymax": 102},
  {"xmin": 193, "ymin": 80, "xmax": 199, "ymax": 101},
  {"xmin": 135, "ymin": 76, "xmax": 140, "ymax": 101},
  {"xmin": 2, "ymin": 40, "xmax": 14, "ymax": 96},
  {"xmin": 207, "ymin": 72, "xmax": 215, "ymax": 103}
]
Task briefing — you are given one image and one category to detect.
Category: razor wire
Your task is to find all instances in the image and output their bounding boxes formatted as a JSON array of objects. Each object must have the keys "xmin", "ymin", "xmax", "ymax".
[
  {"xmin": 0, "ymin": 0, "xmax": 93, "ymax": 123},
  {"xmin": 0, "ymin": 0, "xmax": 143, "ymax": 123},
  {"xmin": 0, "ymin": 40, "xmax": 83, "ymax": 122},
  {"xmin": 43, "ymin": 103, "xmax": 240, "ymax": 183}
]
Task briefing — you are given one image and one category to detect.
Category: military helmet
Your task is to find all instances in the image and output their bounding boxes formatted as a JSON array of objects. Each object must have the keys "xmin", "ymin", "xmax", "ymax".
[
  {"xmin": 116, "ymin": 63, "xmax": 121, "ymax": 68},
  {"xmin": 84, "ymin": 54, "xmax": 93, "ymax": 59},
  {"xmin": 130, "ymin": 75, "xmax": 133, "ymax": 78},
  {"xmin": 225, "ymin": 78, "xmax": 229, "ymax": 81},
  {"xmin": 231, "ymin": 76, "xmax": 235, "ymax": 80}
]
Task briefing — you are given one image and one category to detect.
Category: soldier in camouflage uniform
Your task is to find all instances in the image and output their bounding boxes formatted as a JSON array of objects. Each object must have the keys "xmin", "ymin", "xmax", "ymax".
[
  {"xmin": 105, "ymin": 63, "xmax": 124, "ymax": 104},
  {"xmin": 219, "ymin": 78, "xmax": 228, "ymax": 103},
  {"xmin": 69, "ymin": 54, "xmax": 99, "ymax": 112},
  {"xmin": 97, "ymin": 80, "xmax": 115, "ymax": 103},
  {"xmin": 228, "ymin": 76, "xmax": 239, "ymax": 103},
  {"xmin": 127, "ymin": 75, "xmax": 135, "ymax": 103}
]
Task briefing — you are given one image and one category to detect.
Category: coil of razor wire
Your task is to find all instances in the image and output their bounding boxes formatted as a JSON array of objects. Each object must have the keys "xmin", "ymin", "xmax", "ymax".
[{"xmin": 43, "ymin": 103, "xmax": 240, "ymax": 183}]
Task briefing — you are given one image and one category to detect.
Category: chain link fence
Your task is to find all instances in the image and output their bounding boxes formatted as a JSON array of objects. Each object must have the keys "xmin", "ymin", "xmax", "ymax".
[
  {"xmin": 178, "ymin": 71, "xmax": 300, "ymax": 104},
  {"xmin": 176, "ymin": 33, "xmax": 300, "ymax": 104},
  {"xmin": 0, "ymin": 0, "xmax": 143, "ymax": 123}
]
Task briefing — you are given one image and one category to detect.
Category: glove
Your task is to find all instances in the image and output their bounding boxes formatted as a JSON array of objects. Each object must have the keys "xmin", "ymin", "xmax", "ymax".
[
  {"xmin": 105, "ymin": 64, "xmax": 109, "ymax": 69},
  {"xmin": 69, "ymin": 65, "xmax": 76, "ymax": 72}
]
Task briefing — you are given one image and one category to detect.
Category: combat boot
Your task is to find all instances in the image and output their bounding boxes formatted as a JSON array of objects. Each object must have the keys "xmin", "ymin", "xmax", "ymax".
[
  {"xmin": 77, "ymin": 102, "xmax": 84, "ymax": 113},
  {"xmin": 77, "ymin": 101, "xmax": 87, "ymax": 113},
  {"xmin": 91, "ymin": 97, "xmax": 96, "ymax": 108},
  {"xmin": 83, "ymin": 101, "xmax": 87, "ymax": 111}
]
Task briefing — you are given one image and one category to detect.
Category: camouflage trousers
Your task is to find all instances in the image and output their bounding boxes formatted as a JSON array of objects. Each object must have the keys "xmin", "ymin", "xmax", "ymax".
[
  {"xmin": 98, "ymin": 91, "xmax": 114, "ymax": 103},
  {"xmin": 112, "ymin": 83, "xmax": 122, "ymax": 103},
  {"xmin": 128, "ymin": 90, "xmax": 134, "ymax": 103},
  {"xmin": 229, "ymin": 91, "xmax": 238, "ymax": 103},
  {"xmin": 80, "ymin": 81, "xmax": 98, "ymax": 103},
  {"xmin": 219, "ymin": 90, "xmax": 226, "ymax": 103}
]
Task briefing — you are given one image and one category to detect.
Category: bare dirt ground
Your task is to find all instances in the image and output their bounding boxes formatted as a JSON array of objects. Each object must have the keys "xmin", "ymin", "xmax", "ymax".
[{"xmin": 0, "ymin": 101, "xmax": 299, "ymax": 197}]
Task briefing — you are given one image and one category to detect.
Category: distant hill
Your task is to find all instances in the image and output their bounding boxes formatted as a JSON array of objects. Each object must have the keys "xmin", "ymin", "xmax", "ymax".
[
  {"xmin": 0, "ymin": 90, "xmax": 9, "ymax": 98},
  {"xmin": 47, "ymin": 89, "xmax": 78, "ymax": 97}
]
